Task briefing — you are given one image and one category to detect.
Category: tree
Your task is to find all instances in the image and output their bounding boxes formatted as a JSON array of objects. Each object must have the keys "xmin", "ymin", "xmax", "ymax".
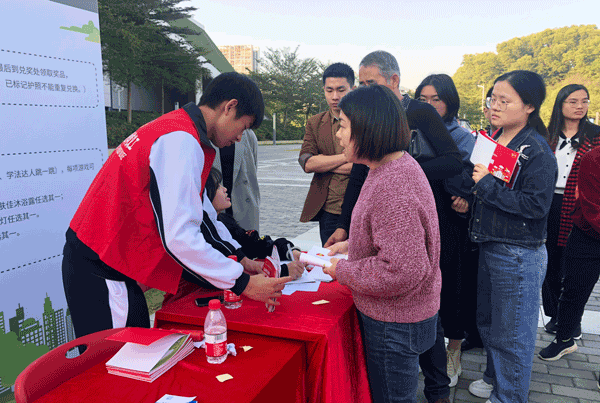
[
  {"xmin": 99, "ymin": 0, "xmax": 207, "ymax": 121},
  {"xmin": 453, "ymin": 25, "xmax": 600, "ymax": 129},
  {"xmin": 249, "ymin": 47, "xmax": 324, "ymax": 140}
]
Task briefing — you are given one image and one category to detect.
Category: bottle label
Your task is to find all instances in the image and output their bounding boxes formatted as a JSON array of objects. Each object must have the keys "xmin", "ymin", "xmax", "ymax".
[
  {"xmin": 224, "ymin": 290, "xmax": 241, "ymax": 302},
  {"xmin": 205, "ymin": 331, "xmax": 227, "ymax": 357}
]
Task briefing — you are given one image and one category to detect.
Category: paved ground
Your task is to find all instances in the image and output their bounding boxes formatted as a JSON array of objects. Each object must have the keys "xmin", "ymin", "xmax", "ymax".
[
  {"xmin": 257, "ymin": 143, "xmax": 600, "ymax": 403},
  {"xmin": 257, "ymin": 142, "xmax": 316, "ymax": 239}
]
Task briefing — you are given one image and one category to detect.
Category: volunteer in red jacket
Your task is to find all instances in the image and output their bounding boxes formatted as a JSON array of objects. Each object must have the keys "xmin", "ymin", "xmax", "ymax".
[{"xmin": 62, "ymin": 72, "xmax": 290, "ymax": 338}]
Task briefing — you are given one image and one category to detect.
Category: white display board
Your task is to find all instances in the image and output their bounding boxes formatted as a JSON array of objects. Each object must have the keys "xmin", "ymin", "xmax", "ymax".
[{"xmin": 0, "ymin": 0, "xmax": 105, "ymax": 396}]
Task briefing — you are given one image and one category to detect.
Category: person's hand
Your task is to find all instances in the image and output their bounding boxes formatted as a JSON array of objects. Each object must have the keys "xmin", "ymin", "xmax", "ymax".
[
  {"xmin": 451, "ymin": 196, "xmax": 469, "ymax": 213},
  {"xmin": 240, "ymin": 257, "xmax": 263, "ymax": 275},
  {"xmin": 324, "ymin": 228, "xmax": 348, "ymax": 248},
  {"xmin": 323, "ymin": 258, "xmax": 338, "ymax": 281},
  {"xmin": 286, "ymin": 261, "xmax": 307, "ymax": 280},
  {"xmin": 292, "ymin": 249, "xmax": 302, "ymax": 261},
  {"xmin": 242, "ymin": 274, "xmax": 292, "ymax": 305},
  {"xmin": 472, "ymin": 163, "xmax": 489, "ymax": 184},
  {"xmin": 327, "ymin": 241, "xmax": 349, "ymax": 256}
]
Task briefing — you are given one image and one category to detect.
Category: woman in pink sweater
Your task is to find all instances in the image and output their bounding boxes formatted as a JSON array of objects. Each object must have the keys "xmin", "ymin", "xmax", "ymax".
[{"xmin": 324, "ymin": 85, "xmax": 442, "ymax": 403}]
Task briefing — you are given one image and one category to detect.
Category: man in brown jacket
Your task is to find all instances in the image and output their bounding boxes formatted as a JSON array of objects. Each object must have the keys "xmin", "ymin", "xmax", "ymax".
[{"xmin": 298, "ymin": 63, "xmax": 355, "ymax": 245}]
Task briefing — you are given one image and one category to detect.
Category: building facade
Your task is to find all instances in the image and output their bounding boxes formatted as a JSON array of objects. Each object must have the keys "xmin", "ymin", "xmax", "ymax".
[{"xmin": 218, "ymin": 45, "xmax": 259, "ymax": 74}]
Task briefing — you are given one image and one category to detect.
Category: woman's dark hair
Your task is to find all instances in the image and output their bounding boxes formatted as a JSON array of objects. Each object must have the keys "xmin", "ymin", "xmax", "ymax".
[
  {"xmin": 199, "ymin": 72, "xmax": 264, "ymax": 129},
  {"xmin": 547, "ymin": 84, "xmax": 591, "ymax": 149},
  {"xmin": 205, "ymin": 168, "xmax": 223, "ymax": 202},
  {"xmin": 494, "ymin": 70, "xmax": 548, "ymax": 138},
  {"xmin": 338, "ymin": 85, "xmax": 410, "ymax": 161},
  {"xmin": 414, "ymin": 74, "xmax": 460, "ymax": 122}
]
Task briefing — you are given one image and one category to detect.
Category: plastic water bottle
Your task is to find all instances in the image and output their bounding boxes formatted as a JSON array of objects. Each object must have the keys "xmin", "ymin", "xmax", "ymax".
[
  {"xmin": 223, "ymin": 255, "xmax": 243, "ymax": 309},
  {"xmin": 204, "ymin": 299, "xmax": 227, "ymax": 364}
]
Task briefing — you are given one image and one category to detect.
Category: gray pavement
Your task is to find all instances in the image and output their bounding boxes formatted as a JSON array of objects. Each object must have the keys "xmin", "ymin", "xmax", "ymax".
[
  {"xmin": 257, "ymin": 143, "xmax": 600, "ymax": 402},
  {"xmin": 257, "ymin": 143, "xmax": 317, "ymax": 239}
]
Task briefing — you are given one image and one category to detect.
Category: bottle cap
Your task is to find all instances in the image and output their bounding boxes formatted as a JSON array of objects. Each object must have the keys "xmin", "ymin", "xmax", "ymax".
[{"xmin": 209, "ymin": 299, "xmax": 221, "ymax": 310}]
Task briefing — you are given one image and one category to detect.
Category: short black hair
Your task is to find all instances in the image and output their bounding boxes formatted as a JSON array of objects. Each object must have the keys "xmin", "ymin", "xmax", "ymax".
[
  {"xmin": 415, "ymin": 74, "xmax": 461, "ymax": 122},
  {"xmin": 199, "ymin": 72, "xmax": 264, "ymax": 129},
  {"xmin": 205, "ymin": 168, "xmax": 223, "ymax": 202},
  {"xmin": 338, "ymin": 85, "xmax": 410, "ymax": 161},
  {"xmin": 322, "ymin": 63, "xmax": 355, "ymax": 87}
]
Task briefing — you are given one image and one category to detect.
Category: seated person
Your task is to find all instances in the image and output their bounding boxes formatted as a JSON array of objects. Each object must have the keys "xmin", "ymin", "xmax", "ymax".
[{"xmin": 205, "ymin": 168, "xmax": 306, "ymax": 280}]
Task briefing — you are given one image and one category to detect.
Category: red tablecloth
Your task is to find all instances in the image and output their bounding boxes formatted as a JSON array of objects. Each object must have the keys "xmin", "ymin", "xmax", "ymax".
[
  {"xmin": 32, "ymin": 331, "xmax": 305, "ymax": 403},
  {"xmin": 155, "ymin": 281, "xmax": 371, "ymax": 403}
]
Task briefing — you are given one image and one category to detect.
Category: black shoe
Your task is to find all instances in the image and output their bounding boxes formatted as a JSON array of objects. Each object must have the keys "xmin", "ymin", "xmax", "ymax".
[
  {"xmin": 544, "ymin": 317, "xmax": 558, "ymax": 335},
  {"xmin": 461, "ymin": 337, "xmax": 484, "ymax": 352},
  {"xmin": 538, "ymin": 338, "xmax": 577, "ymax": 361},
  {"xmin": 572, "ymin": 324, "xmax": 582, "ymax": 340}
]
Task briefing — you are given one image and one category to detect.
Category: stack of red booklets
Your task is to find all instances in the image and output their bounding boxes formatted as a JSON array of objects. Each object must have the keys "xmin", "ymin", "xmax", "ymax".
[{"xmin": 105, "ymin": 328, "xmax": 195, "ymax": 382}]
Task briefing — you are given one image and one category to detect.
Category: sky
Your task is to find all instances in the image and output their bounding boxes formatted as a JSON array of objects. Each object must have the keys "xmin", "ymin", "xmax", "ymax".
[{"xmin": 186, "ymin": 0, "xmax": 599, "ymax": 89}]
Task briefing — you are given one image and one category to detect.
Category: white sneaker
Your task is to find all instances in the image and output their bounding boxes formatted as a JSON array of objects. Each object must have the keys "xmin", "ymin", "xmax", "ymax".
[
  {"xmin": 447, "ymin": 347, "xmax": 462, "ymax": 387},
  {"xmin": 469, "ymin": 379, "xmax": 493, "ymax": 399}
]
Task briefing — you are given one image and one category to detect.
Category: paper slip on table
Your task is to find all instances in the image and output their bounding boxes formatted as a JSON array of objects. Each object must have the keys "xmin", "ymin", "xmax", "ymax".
[
  {"xmin": 154, "ymin": 281, "xmax": 372, "ymax": 403},
  {"xmin": 17, "ymin": 328, "xmax": 304, "ymax": 403}
]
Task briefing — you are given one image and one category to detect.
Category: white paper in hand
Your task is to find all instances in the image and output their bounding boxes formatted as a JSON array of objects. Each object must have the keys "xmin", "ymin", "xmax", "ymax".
[{"xmin": 301, "ymin": 246, "xmax": 348, "ymax": 283}]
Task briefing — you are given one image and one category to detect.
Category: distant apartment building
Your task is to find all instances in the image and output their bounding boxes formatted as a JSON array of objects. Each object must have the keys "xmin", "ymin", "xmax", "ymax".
[
  {"xmin": 218, "ymin": 45, "xmax": 259, "ymax": 74},
  {"xmin": 0, "ymin": 311, "xmax": 5, "ymax": 334}
]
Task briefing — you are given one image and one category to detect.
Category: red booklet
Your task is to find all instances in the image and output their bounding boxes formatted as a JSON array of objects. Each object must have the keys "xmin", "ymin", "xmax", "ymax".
[
  {"xmin": 107, "ymin": 327, "xmax": 180, "ymax": 346},
  {"xmin": 470, "ymin": 132, "xmax": 520, "ymax": 183}
]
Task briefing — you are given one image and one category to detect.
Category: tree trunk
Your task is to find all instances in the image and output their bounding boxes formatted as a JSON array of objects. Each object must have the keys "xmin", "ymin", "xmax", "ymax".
[{"xmin": 127, "ymin": 83, "xmax": 132, "ymax": 124}]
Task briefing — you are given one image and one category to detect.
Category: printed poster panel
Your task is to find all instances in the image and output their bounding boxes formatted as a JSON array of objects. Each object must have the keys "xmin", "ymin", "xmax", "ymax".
[{"xmin": 0, "ymin": 1, "xmax": 105, "ymax": 399}]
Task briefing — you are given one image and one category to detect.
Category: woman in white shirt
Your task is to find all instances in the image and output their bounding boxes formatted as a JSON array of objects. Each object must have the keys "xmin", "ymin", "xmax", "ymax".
[{"xmin": 541, "ymin": 84, "xmax": 600, "ymax": 341}]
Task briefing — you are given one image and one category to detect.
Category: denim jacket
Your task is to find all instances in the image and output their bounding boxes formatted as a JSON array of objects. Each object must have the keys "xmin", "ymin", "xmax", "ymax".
[{"xmin": 470, "ymin": 126, "xmax": 558, "ymax": 248}]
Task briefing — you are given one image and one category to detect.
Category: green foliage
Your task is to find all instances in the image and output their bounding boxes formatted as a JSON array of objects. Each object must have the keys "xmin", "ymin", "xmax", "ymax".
[
  {"xmin": 453, "ymin": 24, "xmax": 600, "ymax": 129},
  {"xmin": 145, "ymin": 289, "xmax": 166, "ymax": 315},
  {"xmin": 248, "ymin": 47, "xmax": 325, "ymax": 140},
  {"xmin": 99, "ymin": 0, "xmax": 208, "ymax": 120},
  {"xmin": 105, "ymin": 110, "xmax": 161, "ymax": 148},
  {"xmin": 0, "ymin": 332, "xmax": 49, "ymax": 387}
]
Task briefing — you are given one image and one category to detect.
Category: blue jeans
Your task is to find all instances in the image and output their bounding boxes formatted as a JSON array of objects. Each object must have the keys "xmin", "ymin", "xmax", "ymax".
[
  {"xmin": 359, "ymin": 311, "xmax": 438, "ymax": 403},
  {"xmin": 477, "ymin": 242, "xmax": 547, "ymax": 403}
]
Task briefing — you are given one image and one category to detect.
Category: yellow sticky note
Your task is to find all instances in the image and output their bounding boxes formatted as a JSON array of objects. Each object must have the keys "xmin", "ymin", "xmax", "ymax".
[
  {"xmin": 242, "ymin": 346, "xmax": 253, "ymax": 352},
  {"xmin": 312, "ymin": 299, "xmax": 330, "ymax": 305},
  {"xmin": 216, "ymin": 374, "xmax": 233, "ymax": 382}
]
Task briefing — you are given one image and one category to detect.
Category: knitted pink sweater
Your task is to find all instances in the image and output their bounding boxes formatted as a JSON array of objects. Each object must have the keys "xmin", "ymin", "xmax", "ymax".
[{"xmin": 336, "ymin": 153, "xmax": 441, "ymax": 323}]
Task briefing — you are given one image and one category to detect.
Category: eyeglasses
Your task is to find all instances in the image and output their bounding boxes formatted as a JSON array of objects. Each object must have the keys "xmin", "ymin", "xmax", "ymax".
[
  {"xmin": 564, "ymin": 99, "xmax": 590, "ymax": 107},
  {"xmin": 486, "ymin": 97, "xmax": 510, "ymax": 111}
]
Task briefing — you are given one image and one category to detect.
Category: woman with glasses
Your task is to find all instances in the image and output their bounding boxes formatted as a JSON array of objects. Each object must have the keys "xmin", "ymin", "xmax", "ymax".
[
  {"xmin": 455, "ymin": 70, "xmax": 557, "ymax": 402},
  {"xmin": 538, "ymin": 84, "xmax": 600, "ymax": 361},
  {"xmin": 415, "ymin": 74, "xmax": 479, "ymax": 389}
]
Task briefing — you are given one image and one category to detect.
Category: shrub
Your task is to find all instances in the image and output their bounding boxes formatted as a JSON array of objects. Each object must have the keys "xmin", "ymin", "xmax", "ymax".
[{"xmin": 105, "ymin": 110, "xmax": 161, "ymax": 148}]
